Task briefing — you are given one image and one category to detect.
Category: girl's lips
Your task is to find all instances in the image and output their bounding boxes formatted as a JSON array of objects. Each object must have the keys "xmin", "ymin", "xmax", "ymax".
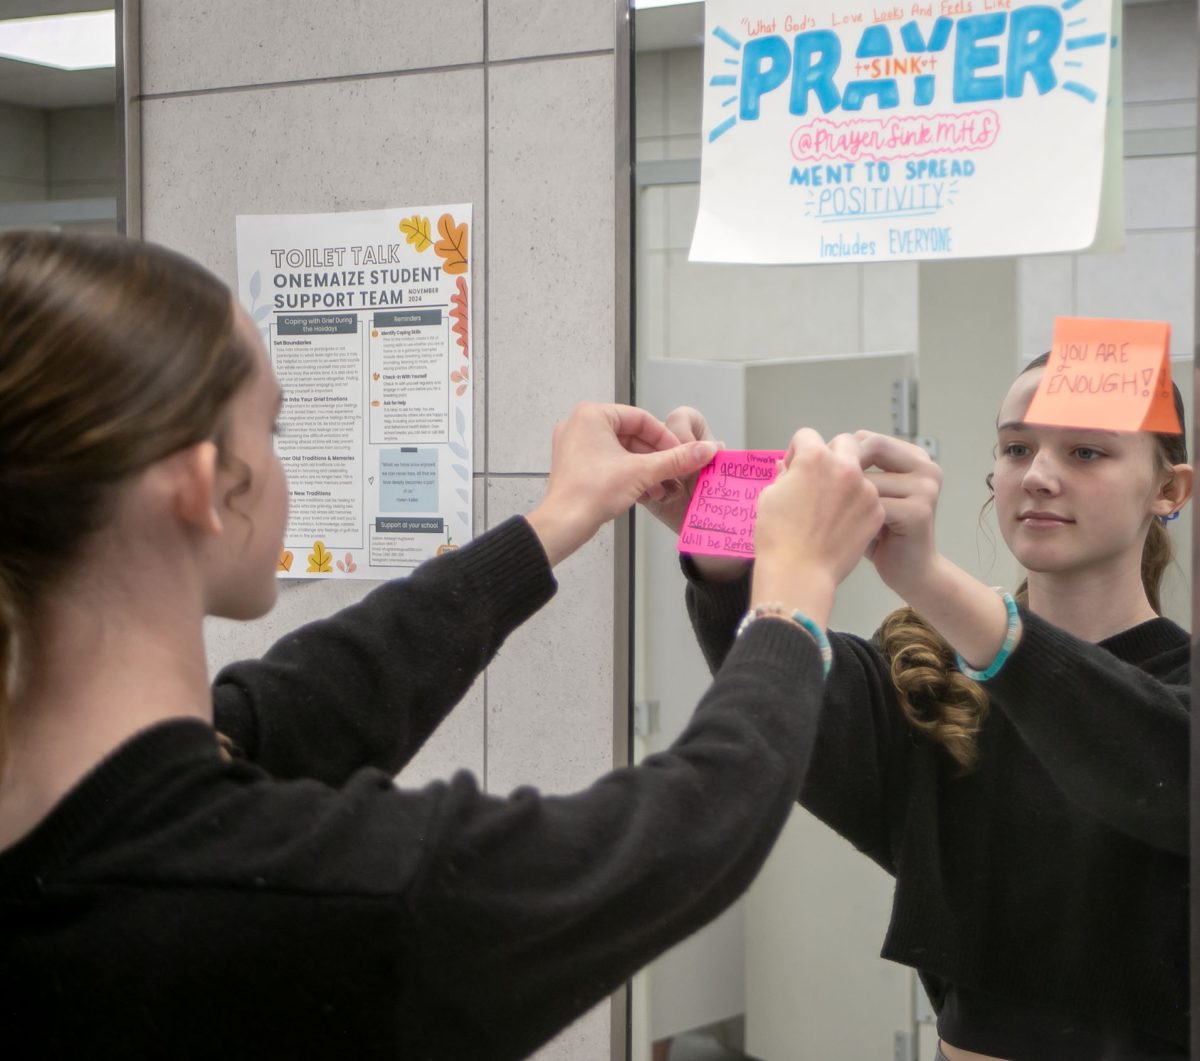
[{"xmin": 1019, "ymin": 512, "xmax": 1074, "ymax": 527}]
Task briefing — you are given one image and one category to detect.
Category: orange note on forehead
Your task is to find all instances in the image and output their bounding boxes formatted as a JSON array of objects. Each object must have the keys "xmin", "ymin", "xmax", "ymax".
[{"xmin": 1024, "ymin": 317, "xmax": 1181, "ymax": 435}]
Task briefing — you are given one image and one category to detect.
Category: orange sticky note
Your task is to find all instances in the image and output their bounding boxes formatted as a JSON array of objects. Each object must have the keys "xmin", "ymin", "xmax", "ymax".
[
  {"xmin": 1024, "ymin": 317, "xmax": 1180, "ymax": 435},
  {"xmin": 678, "ymin": 450, "xmax": 784, "ymax": 559}
]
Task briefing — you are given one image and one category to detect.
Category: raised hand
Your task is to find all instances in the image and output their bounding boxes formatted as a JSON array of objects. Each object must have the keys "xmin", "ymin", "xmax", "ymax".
[
  {"xmin": 636, "ymin": 405, "xmax": 751, "ymax": 583},
  {"xmin": 852, "ymin": 431, "xmax": 943, "ymax": 600},
  {"xmin": 527, "ymin": 402, "xmax": 718, "ymax": 567},
  {"xmin": 751, "ymin": 430, "xmax": 885, "ymax": 629},
  {"xmin": 636, "ymin": 406, "xmax": 718, "ymax": 531}
]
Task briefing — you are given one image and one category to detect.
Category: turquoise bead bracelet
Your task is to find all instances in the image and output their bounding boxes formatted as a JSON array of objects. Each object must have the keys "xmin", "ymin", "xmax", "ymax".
[
  {"xmin": 955, "ymin": 588, "xmax": 1020, "ymax": 682},
  {"xmin": 737, "ymin": 602, "xmax": 833, "ymax": 678}
]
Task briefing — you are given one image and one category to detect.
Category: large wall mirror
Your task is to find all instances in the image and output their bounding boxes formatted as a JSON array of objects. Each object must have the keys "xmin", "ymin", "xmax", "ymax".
[
  {"xmin": 0, "ymin": 1, "xmax": 116, "ymax": 238},
  {"xmin": 627, "ymin": 1, "xmax": 1197, "ymax": 1058}
]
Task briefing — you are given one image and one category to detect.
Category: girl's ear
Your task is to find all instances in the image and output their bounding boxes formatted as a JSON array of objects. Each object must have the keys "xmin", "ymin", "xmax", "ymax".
[
  {"xmin": 1152, "ymin": 463, "xmax": 1194, "ymax": 519},
  {"xmin": 172, "ymin": 441, "xmax": 223, "ymax": 536}
]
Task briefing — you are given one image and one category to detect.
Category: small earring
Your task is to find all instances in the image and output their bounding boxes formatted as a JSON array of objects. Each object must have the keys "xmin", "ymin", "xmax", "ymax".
[{"xmin": 1159, "ymin": 511, "xmax": 1181, "ymax": 524}]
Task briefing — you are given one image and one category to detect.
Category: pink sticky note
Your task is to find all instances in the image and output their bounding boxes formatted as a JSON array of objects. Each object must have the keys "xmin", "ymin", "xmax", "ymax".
[{"xmin": 677, "ymin": 450, "xmax": 784, "ymax": 559}]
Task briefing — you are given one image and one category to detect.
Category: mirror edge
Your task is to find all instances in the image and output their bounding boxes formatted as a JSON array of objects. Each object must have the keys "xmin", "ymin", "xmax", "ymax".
[
  {"xmin": 613, "ymin": 1, "xmax": 635, "ymax": 1060},
  {"xmin": 1192, "ymin": 0, "xmax": 1200, "ymax": 1035},
  {"xmin": 115, "ymin": 0, "xmax": 140, "ymax": 238}
]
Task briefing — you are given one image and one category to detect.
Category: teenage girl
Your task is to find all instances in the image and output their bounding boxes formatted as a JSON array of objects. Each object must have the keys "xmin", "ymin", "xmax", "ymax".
[
  {"xmin": 648, "ymin": 354, "xmax": 1191, "ymax": 1059},
  {"xmin": 0, "ymin": 230, "xmax": 885, "ymax": 1059}
]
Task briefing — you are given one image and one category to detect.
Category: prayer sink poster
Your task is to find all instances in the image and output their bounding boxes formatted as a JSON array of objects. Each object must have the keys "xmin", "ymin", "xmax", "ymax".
[
  {"xmin": 237, "ymin": 205, "xmax": 473, "ymax": 580},
  {"xmin": 690, "ymin": 0, "xmax": 1117, "ymax": 263}
]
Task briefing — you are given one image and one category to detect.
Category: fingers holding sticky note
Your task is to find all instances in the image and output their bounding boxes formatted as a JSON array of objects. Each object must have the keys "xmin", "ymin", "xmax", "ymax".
[
  {"xmin": 1024, "ymin": 317, "xmax": 1181, "ymax": 435},
  {"xmin": 678, "ymin": 450, "xmax": 784, "ymax": 559}
]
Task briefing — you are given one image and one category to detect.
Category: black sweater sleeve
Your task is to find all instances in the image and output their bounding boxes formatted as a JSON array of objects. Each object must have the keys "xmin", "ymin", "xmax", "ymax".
[
  {"xmin": 683, "ymin": 560, "xmax": 904, "ymax": 872},
  {"xmin": 979, "ymin": 609, "xmax": 1190, "ymax": 855},
  {"xmin": 210, "ymin": 517, "xmax": 556, "ymax": 784},
  {"xmin": 400, "ymin": 619, "xmax": 826, "ymax": 1060}
]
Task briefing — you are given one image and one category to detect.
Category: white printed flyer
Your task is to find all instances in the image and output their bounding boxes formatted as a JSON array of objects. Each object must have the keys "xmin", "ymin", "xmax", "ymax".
[
  {"xmin": 691, "ymin": 0, "xmax": 1117, "ymax": 263},
  {"xmin": 236, "ymin": 204, "xmax": 473, "ymax": 580}
]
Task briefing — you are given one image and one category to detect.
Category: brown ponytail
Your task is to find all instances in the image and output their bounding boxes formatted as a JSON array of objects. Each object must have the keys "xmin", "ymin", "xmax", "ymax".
[
  {"xmin": 879, "ymin": 608, "xmax": 990, "ymax": 773},
  {"xmin": 0, "ymin": 231, "xmax": 256, "ymax": 776}
]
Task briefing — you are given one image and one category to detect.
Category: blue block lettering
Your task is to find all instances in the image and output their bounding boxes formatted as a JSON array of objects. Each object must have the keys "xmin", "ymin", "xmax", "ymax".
[
  {"xmin": 739, "ymin": 35, "xmax": 792, "ymax": 120},
  {"xmin": 953, "ymin": 13, "xmax": 1007, "ymax": 103},
  {"xmin": 789, "ymin": 30, "xmax": 842, "ymax": 116},
  {"xmin": 1006, "ymin": 6, "xmax": 1062, "ymax": 97},
  {"xmin": 843, "ymin": 79, "xmax": 901, "ymax": 110}
]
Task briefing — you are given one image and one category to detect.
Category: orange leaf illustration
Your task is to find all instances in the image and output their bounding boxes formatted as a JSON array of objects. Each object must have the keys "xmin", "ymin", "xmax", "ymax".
[
  {"xmin": 277, "ymin": 549, "xmax": 294, "ymax": 572},
  {"xmin": 450, "ymin": 369, "xmax": 463, "ymax": 383},
  {"xmin": 372, "ymin": 372, "xmax": 381, "ymax": 380},
  {"xmin": 450, "ymin": 276, "xmax": 469, "ymax": 360},
  {"xmin": 456, "ymin": 383, "xmax": 467, "ymax": 397},
  {"xmin": 399, "ymin": 215, "xmax": 433, "ymax": 252},
  {"xmin": 307, "ymin": 541, "xmax": 333, "ymax": 573},
  {"xmin": 434, "ymin": 214, "xmax": 468, "ymax": 274}
]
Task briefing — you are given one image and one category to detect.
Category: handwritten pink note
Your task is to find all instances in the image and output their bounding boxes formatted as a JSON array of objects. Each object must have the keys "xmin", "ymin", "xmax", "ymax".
[{"xmin": 677, "ymin": 450, "xmax": 784, "ymax": 559}]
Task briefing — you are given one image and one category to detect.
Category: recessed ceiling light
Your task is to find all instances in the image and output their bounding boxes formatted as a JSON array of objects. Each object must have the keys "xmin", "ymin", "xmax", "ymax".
[{"xmin": 0, "ymin": 10, "xmax": 115, "ymax": 71}]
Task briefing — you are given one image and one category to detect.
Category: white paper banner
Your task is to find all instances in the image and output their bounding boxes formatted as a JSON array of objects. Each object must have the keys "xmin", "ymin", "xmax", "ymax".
[
  {"xmin": 236, "ymin": 205, "xmax": 474, "ymax": 580},
  {"xmin": 691, "ymin": 0, "xmax": 1115, "ymax": 263}
]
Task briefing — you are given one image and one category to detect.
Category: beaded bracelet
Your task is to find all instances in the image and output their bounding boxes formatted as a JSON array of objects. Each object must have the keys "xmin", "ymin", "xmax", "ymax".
[
  {"xmin": 737, "ymin": 602, "xmax": 833, "ymax": 678},
  {"xmin": 954, "ymin": 588, "xmax": 1020, "ymax": 682}
]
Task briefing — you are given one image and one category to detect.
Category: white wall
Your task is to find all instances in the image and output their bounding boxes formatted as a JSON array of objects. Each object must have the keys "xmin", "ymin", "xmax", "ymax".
[
  {"xmin": 0, "ymin": 102, "xmax": 47, "ymax": 202},
  {"xmin": 47, "ymin": 104, "xmax": 116, "ymax": 201},
  {"xmin": 0, "ymin": 99, "xmax": 117, "ymax": 236},
  {"xmin": 133, "ymin": 2, "xmax": 624, "ymax": 1058}
]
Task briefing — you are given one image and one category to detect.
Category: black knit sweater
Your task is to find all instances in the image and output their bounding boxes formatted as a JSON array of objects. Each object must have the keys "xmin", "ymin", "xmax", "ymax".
[
  {"xmin": 686, "ymin": 566, "xmax": 1189, "ymax": 1059},
  {"xmin": 0, "ymin": 518, "xmax": 827, "ymax": 1061}
]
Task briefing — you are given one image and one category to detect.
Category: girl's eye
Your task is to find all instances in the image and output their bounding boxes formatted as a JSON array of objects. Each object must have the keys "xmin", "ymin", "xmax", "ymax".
[
  {"xmin": 1002, "ymin": 442, "xmax": 1029, "ymax": 458},
  {"xmin": 1073, "ymin": 446, "xmax": 1103, "ymax": 461}
]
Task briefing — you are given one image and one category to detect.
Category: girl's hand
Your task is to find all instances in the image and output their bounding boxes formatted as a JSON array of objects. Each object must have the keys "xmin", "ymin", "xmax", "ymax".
[
  {"xmin": 527, "ymin": 403, "xmax": 718, "ymax": 567},
  {"xmin": 638, "ymin": 406, "xmax": 748, "ymax": 583},
  {"xmin": 637, "ymin": 406, "xmax": 716, "ymax": 532},
  {"xmin": 853, "ymin": 431, "xmax": 943, "ymax": 600},
  {"xmin": 751, "ymin": 430, "xmax": 885, "ymax": 627}
]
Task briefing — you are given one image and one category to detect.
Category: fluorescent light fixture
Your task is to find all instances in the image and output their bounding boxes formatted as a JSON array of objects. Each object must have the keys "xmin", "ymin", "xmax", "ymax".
[
  {"xmin": 632, "ymin": 0, "xmax": 703, "ymax": 9},
  {"xmin": 0, "ymin": 10, "xmax": 115, "ymax": 71}
]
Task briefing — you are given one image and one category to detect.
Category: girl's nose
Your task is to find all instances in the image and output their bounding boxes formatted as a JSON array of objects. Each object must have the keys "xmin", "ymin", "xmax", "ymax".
[{"xmin": 1022, "ymin": 451, "xmax": 1060, "ymax": 494}]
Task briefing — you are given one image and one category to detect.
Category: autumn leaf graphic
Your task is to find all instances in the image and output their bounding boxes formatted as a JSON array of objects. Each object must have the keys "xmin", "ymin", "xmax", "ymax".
[
  {"xmin": 277, "ymin": 549, "xmax": 294, "ymax": 573},
  {"xmin": 400, "ymin": 215, "xmax": 433, "ymax": 252},
  {"xmin": 335, "ymin": 552, "xmax": 358, "ymax": 574},
  {"xmin": 450, "ymin": 276, "xmax": 469, "ymax": 359},
  {"xmin": 434, "ymin": 214, "xmax": 468, "ymax": 274},
  {"xmin": 307, "ymin": 541, "xmax": 333, "ymax": 573},
  {"xmin": 450, "ymin": 363, "xmax": 470, "ymax": 397}
]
